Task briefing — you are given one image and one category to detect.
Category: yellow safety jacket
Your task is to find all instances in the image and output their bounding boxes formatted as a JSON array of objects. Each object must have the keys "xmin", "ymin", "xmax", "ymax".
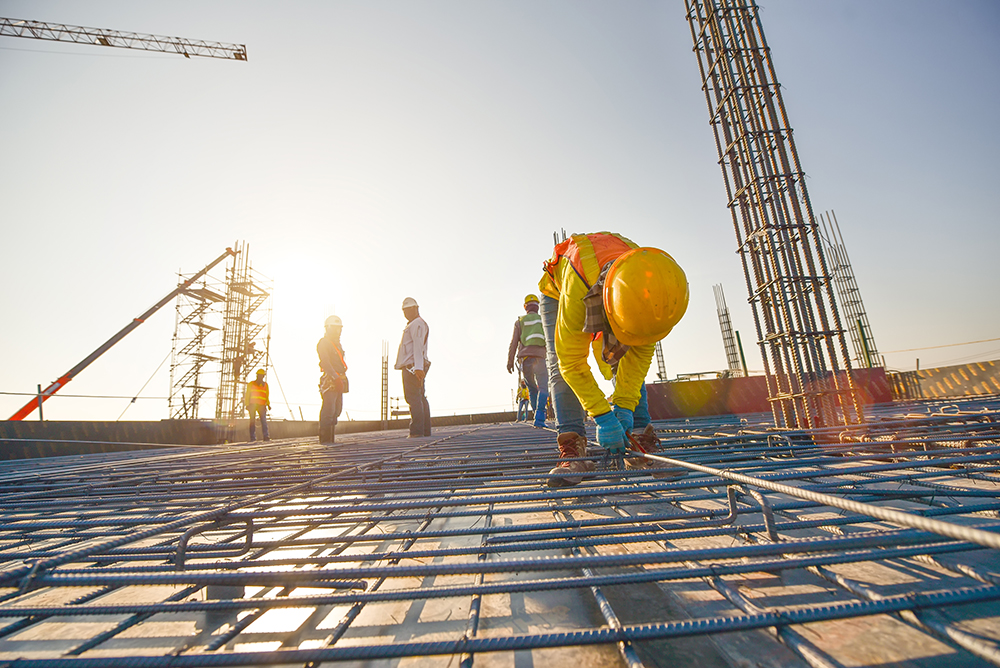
[
  {"xmin": 244, "ymin": 380, "xmax": 269, "ymax": 408},
  {"xmin": 538, "ymin": 232, "xmax": 655, "ymax": 416}
]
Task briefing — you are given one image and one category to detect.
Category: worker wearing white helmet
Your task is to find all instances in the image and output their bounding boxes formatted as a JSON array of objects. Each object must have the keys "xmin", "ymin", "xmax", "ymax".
[
  {"xmin": 538, "ymin": 232, "xmax": 689, "ymax": 487},
  {"xmin": 394, "ymin": 297, "xmax": 431, "ymax": 437},
  {"xmin": 317, "ymin": 315, "xmax": 348, "ymax": 445}
]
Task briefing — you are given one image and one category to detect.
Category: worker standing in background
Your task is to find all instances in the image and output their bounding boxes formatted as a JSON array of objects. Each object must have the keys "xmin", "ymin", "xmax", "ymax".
[
  {"xmin": 317, "ymin": 315, "xmax": 348, "ymax": 445},
  {"xmin": 538, "ymin": 232, "xmax": 689, "ymax": 487},
  {"xmin": 516, "ymin": 380, "xmax": 530, "ymax": 421},
  {"xmin": 394, "ymin": 297, "xmax": 431, "ymax": 438},
  {"xmin": 244, "ymin": 369, "xmax": 271, "ymax": 443},
  {"xmin": 507, "ymin": 294, "xmax": 549, "ymax": 428}
]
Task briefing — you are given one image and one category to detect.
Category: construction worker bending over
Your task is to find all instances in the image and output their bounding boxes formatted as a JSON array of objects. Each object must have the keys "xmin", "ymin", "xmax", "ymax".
[
  {"xmin": 394, "ymin": 297, "xmax": 431, "ymax": 437},
  {"xmin": 507, "ymin": 294, "xmax": 549, "ymax": 428},
  {"xmin": 318, "ymin": 315, "xmax": 348, "ymax": 445},
  {"xmin": 538, "ymin": 232, "xmax": 688, "ymax": 487},
  {"xmin": 245, "ymin": 369, "xmax": 271, "ymax": 442}
]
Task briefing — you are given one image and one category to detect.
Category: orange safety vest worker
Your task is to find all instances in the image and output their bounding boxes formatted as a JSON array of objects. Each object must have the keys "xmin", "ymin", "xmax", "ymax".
[
  {"xmin": 538, "ymin": 232, "xmax": 650, "ymax": 418},
  {"xmin": 244, "ymin": 379, "xmax": 269, "ymax": 408}
]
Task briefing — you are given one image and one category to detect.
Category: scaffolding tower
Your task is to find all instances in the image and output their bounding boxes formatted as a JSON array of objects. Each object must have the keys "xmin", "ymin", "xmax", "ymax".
[
  {"xmin": 713, "ymin": 284, "xmax": 744, "ymax": 377},
  {"xmin": 686, "ymin": 0, "xmax": 863, "ymax": 429},
  {"xmin": 818, "ymin": 210, "xmax": 884, "ymax": 369},
  {"xmin": 168, "ymin": 279, "xmax": 225, "ymax": 419},
  {"xmin": 215, "ymin": 242, "xmax": 273, "ymax": 420}
]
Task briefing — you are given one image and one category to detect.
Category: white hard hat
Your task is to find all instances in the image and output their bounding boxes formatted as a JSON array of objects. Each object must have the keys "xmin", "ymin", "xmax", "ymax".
[
  {"xmin": 401, "ymin": 297, "xmax": 419, "ymax": 309},
  {"xmin": 324, "ymin": 315, "xmax": 343, "ymax": 328}
]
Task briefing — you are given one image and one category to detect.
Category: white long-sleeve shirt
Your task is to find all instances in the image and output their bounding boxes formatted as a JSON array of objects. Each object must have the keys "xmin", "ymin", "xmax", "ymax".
[{"xmin": 394, "ymin": 316, "xmax": 430, "ymax": 372}]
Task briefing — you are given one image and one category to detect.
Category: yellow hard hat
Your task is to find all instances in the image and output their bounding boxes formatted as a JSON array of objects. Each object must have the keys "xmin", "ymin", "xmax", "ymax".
[
  {"xmin": 603, "ymin": 247, "xmax": 688, "ymax": 346},
  {"xmin": 256, "ymin": 369, "xmax": 266, "ymax": 376},
  {"xmin": 524, "ymin": 294, "xmax": 539, "ymax": 304}
]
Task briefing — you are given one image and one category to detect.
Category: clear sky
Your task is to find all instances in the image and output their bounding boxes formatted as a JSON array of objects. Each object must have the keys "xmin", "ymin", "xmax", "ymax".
[{"xmin": 2, "ymin": 1, "xmax": 998, "ymax": 423}]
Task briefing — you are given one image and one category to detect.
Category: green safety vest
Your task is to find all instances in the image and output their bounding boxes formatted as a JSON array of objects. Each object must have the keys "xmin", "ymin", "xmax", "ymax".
[{"xmin": 519, "ymin": 313, "xmax": 545, "ymax": 348}]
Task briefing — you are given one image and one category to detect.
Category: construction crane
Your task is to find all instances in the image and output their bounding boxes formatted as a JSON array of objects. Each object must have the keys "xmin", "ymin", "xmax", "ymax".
[
  {"xmin": 0, "ymin": 17, "xmax": 246, "ymax": 61},
  {"xmin": 9, "ymin": 248, "xmax": 238, "ymax": 421}
]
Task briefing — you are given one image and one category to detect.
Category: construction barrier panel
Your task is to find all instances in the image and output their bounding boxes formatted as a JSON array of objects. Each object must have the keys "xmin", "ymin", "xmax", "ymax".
[
  {"xmin": 889, "ymin": 360, "xmax": 1000, "ymax": 400},
  {"xmin": 646, "ymin": 367, "xmax": 892, "ymax": 421}
]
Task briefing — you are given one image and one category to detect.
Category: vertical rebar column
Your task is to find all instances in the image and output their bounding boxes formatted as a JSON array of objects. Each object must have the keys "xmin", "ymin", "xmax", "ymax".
[
  {"xmin": 818, "ymin": 210, "xmax": 883, "ymax": 369},
  {"xmin": 714, "ymin": 284, "xmax": 743, "ymax": 377},
  {"xmin": 686, "ymin": 0, "xmax": 863, "ymax": 428},
  {"xmin": 654, "ymin": 341, "xmax": 668, "ymax": 382},
  {"xmin": 381, "ymin": 340, "xmax": 389, "ymax": 430}
]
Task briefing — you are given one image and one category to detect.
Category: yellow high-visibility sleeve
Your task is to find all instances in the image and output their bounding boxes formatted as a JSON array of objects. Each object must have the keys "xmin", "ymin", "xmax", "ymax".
[
  {"xmin": 609, "ymin": 343, "xmax": 654, "ymax": 411},
  {"xmin": 548, "ymin": 260, "xmax": 613, "ymax": 417}
]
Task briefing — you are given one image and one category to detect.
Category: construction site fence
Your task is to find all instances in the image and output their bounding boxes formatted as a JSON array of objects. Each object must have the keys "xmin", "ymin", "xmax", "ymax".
[{"xmin": 647, "ymin": 367, "xmax": 893, "ymax": 420}]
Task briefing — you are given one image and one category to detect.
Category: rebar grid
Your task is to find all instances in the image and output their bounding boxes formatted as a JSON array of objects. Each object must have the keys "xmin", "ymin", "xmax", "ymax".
[
  {"xmin": 0, "ymin": 398, "xmax": 996, "ymax": 666},
  {"xmin": 686, "ymin": 0, "xmax": 863, "ymax": 430}
]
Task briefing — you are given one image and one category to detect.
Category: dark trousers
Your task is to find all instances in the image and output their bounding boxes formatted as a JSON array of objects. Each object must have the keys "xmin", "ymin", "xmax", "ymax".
[
  {"xmin": 319, "ymin": 390, "xmax": 342, "ymax": 443},
  {"xmin": 248, "ymin": 406, "xmax": 269, "ymax": 441},
  {"xmin": 402, "ymin": 370, "xmax": 431, "ymax": 436}
]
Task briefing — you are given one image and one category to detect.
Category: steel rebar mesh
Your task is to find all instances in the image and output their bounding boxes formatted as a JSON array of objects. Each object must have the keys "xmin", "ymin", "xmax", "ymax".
[{"xmin": 0, "ymin": 397, "xmax": 996, "ymax": 666}]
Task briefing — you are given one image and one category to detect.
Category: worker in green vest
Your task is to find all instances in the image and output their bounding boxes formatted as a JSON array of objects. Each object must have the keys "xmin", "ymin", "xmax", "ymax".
[{"xmin": 507, "ymin": 294, "xmax": 549, "ymax": 428}]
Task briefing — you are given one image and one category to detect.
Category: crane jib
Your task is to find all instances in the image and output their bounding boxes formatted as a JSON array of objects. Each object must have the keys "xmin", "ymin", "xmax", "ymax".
[{"xmin": 8, "ymin": 248, "xmax": 237, "ymax": 421}]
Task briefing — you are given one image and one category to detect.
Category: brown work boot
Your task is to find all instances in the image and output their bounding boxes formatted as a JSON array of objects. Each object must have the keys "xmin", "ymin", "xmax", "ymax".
[
  {"xmin": 547, "ymin": 432, "xmax": 595, "ymax": 488},
  {"xmin": 626, "ymin": 424, "xmax": 686, "ymax": 480}
]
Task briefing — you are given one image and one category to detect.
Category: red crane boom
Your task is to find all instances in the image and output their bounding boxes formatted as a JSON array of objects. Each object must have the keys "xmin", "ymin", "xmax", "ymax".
[{"xmin": 9, "ymin": 247, "xmax": 238, "ymax": 421}]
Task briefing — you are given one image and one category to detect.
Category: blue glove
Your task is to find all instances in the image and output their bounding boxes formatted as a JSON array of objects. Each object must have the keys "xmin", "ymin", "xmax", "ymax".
[
  {"xmin": 594, "ymin": 411, "xmax": 626, "ymax": 454},
  {"xmin": 612, "ymin": 405, "xmax": 634, "ymax": 434}
]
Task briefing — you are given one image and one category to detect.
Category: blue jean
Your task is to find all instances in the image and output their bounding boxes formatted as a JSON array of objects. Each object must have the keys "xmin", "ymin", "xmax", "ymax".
[
  {"xmin": 402, "ymin": 370, "xmax": 431, "ymax": 436},
  {"xmin": 633, "ymin": 384, "xmax": 650, "ymax": 431},
  {"xmin": 539, "ymin": 294, "xmax": 586, "ymax": 438},
  {"xmin": 248, "ymin": 405, "xmax": 269, "ymax": 441},
  {"xmin": 520, "ymin": 356, "xmax": 548, "ymax": 411},
  {"xmin": 517, "ymin": 399, "xmax": 529, "ymax": 421}
]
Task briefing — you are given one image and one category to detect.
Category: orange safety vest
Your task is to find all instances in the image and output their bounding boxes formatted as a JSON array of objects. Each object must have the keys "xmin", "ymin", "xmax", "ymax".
[
  {"xmin": 540, "ymin": 232, "xmax": 637, "ymax": 296},
  {"xmin": 245, "ymin": 380, "xmax": 269, "ymax": 407}
]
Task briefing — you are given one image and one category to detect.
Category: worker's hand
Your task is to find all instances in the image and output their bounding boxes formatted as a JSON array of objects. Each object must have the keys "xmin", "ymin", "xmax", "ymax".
[
  {"xmin": 414, "ymin": 369, "xmax": 425, "ymax": 381},
  {"xmin": 594, "ymin": 411, "xmax": 626, "ymax": 454},
  {"xmin": 612, "ymin": 405, "xmax": 634, "ymax": 434},
  {"xmin": 507, "ymin": 363, "xmax": 514, "ymax": 374}
]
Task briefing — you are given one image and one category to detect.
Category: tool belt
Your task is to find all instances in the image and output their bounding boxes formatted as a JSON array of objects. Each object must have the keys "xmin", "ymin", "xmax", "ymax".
[
  {"xmin": 319, "ymin": 373, "xmax": 348, "ymax": 394},
  {"xmin": 403, "ymin": 361, "xmax": 431, "ymax": 375}
]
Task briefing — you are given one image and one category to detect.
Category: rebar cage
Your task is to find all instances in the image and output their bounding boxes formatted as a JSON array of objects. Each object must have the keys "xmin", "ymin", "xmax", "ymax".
[
  {"xmin": 687, "ymin": 0, "xmax": 864, "ymax": 430},
  {"xmin": 0, "ymin": 396, "xmax": 997, "ymax": 666}
]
